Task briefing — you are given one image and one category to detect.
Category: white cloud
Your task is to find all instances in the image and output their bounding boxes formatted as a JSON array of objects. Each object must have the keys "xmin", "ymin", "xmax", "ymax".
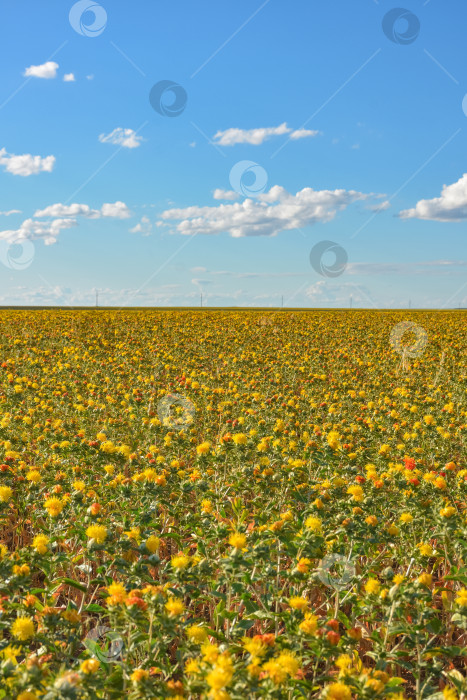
[
  {"xmin": 213, "ymin": 189, "xmax": 240, "ymax": 201},
  {"xmin": 0, "ymin": 217, "xmax": 77, "ymax": 245},
  {"xmin": 366, "ymin": 200, "xmax": 390, "ymax": 212},
  {"xmin": 86, "ymin": 74, "xmax": 94, "ymax": 80},
  {"xmin": 1, "ymin": 201, "xmax": 131, "ymax": 246},
  {"xmin": 213, "ymin": 123, "xmax": 319, "ymax": 146},
  {"xmin": 34, "ymin": 203, "xmax": 98, "ymax": 218},
  {"xmin": 399, "ymin": 173, "xmax": 467, "ymax": 221},
  {"xmin": 34, "ymin": 201, "xmax": 131, "ymax": 220},
  {"xmin": 63, "ymin": 73, "xmax": 75, "ymax": 82},
  {"xmin": 289, "ymin": 128, "xmax": 320, "ymax": 140},
  {"xmin": 100, "ymin": 201, "xmax": 131, "ymax": 219},
  {"xmin": 160, "ymin": 185, "xmax": 370, "ymax": 238},
  {"xmin": 0, "ymin": 209, "xmax": 21, "ymax": 216},
  {"xmin": 99, "ymin": 128, "xmax": 143, "ymax": 149},
  {"xmin": 192, "ymin": 278, "xmax": 212, "ymax": 286},
  {"xmin": 23, "ymin": 61, "xmax": 58, "ymax": 79},
  {"xmin": 130, "ymin": 216, "xmax": 152, "ymax": 234},
  {"xmin": 0, "ymin": 148, "xmax": 55, "ymax": 176}
]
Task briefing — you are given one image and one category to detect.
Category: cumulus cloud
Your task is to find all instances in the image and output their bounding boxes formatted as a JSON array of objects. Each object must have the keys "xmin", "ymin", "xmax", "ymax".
[
  {"xmin": 130, "ymin": 216, "xmax": 152, "ymax": 234},
  {"xmin": 213, "ymin": 123, "xmax": 319, "ymax": 146},
  {"xmin": 23, "ymin": 61, "xmax": 59, "ymax": 79},
  {"xmin": 0, "ymin": 218, "xmax": 77, "ymax": 245},
  {"xmin": 0, "ymin": 209, "xmax": 22, "ymax": 216},
  {"xmin": 213, "ymin": 189, "xmax": 240, "ymax": 201},
  {"xmin": 63, "ymin": 73, "xmax": 75, "ymax": 82},
  {"xmin": 1, "ymin": 201, "xmax": 132, "ymax": 246},
  {"xmin": 99, "ymin": 128, "xmax": 143, "ymax": 149},
  {"xmin": 0, "ymin": 148, "xmax": 55, "ymax": 176},
  {"xmin": 34, "ymin": 201, "xmax": 131, "ymax": 219},
  {"xmin": 100, "ymin": 201, "xmax": 131, "ymax": 219},
  {"xmin": 159, "ymin": 185, "xmax": 370, "ymax": 238},
  {"xmin": 399, "ymin": 174, "xmax": 467, "ymax": 221}
]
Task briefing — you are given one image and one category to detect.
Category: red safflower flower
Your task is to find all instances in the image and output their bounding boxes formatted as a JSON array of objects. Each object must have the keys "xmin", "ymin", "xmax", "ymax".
[{"xmin": 125, "ymin": 596, "xmax": 148, "ymax": 611}]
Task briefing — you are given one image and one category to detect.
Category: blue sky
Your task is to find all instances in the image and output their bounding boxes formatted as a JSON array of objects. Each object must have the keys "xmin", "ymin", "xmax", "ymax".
[{"xmin": 0, "ymin": 0, "xmax": 466, "ymax": 308}]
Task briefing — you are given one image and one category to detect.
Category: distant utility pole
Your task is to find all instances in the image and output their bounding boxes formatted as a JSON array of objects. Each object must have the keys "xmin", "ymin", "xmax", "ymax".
[
  {"xmin": 200, "ymin": 293, "xmax": 202, "ymax": 307},
  {"xmin": 95, "ymin": 290, "xmax": 99, "ymax": 308},
  {"xmin": 350, "ymin": 296, "xmax": 353, "ymax": 309},
  {"xmin": 409, "ymin": 299, "xmax": 411, "ymax": 309},
  {"xmin": 281, "ymin": 295, "xmax": 284, "ymax": 308}
]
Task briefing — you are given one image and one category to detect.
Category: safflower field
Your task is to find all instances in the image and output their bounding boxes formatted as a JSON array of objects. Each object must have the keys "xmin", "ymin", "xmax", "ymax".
[{"xmin": 0, "ymin": 308, "xmax": 466, "ymax": 700}]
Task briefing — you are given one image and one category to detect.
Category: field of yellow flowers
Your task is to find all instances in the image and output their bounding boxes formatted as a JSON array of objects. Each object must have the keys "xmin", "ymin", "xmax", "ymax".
[{"xmin": 0, "ymin": 309, "xmax": 466, "ymax": 699}]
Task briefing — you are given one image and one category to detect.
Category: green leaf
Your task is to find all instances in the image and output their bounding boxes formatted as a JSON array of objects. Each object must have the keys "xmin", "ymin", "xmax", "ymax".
[
  {"xmin": 84, "ymin": 604, "xmax": 107, "ymax": 613},
  {"xmin": 53, "ymin": 577, "xmax": 88, "ymax": 593},
  {"xmin": 336, "ymin": 610, "xmax": 351, "ymax": 628},
  {"xmin": 245, "ymin": 610, "xmax": 276, "ymax": 620},
  {"xmin": 232, "ymin": 619, "xmax": 255, "ymax": 631}
]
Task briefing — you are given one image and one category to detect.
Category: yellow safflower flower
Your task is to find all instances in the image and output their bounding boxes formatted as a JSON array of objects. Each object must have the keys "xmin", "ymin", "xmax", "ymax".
[
  {"xmin": 325, "ymin": 682, "xmax": 352, "ymax": 699},
  {"xmin": 0, "ymin": 486, "xmax": 13, "ymax": 502},
  {"xmin": 365, "ymin": 579, "xmax": 380, "ymax": 595},
  {"xmin": 11, "ymin": 616, "xmax": 35, "ymax": 640},
  {"xmin": 171, "ymin": 554, "xmax": 190, "ymax": 569},
  {"xmin": 80, "ymin": 658, "xmax": 100, "ymax": 674},
  {"xmin": 347, "ymin": 485, "xmax": 363, "ymax": 502},
  {"xmin": 85, "ymin": 524, "xmax": 107, "ymax": 544},
  {"xmin": 44, "ymin": 497, "xmax": 65, "ymax": 517},
  {"xmin": 305, "ymin": 515, "xmax": 323, "ymax": 533},
  {"xmin": 32, "ymin": 534, "xmax": 49, "ymax": 554},
  {"xmin": 165, "ymin": 597, "xmax": 185, "ymax": 616},
  {"xmin": 130, "ymin": 669, "xmax": 149, "ymax": 683},
  {"xmin": 299, "ymin": 613, "xmax": 318, "ymax": 635},
  {"xmin": 229, "ymin": 532, "xmax": 247, "ymax": 549},
  {"xmin": 288, "ymin": 596, "xmax": 309, "ymax": 611},
  {"xmin": 196, "ymin": 441, "xmax": 211, "ymax": 455},
  {"xmin": 400, "ymin": 513, "xmax": 413, "ymax": 523},
  {"xmin": 186, "ymin": 625, "xmax": 208, "ymax": 643},
  {"xmin": 145, "ymin": 535, "xmax": 160, "ymax": 553}
]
